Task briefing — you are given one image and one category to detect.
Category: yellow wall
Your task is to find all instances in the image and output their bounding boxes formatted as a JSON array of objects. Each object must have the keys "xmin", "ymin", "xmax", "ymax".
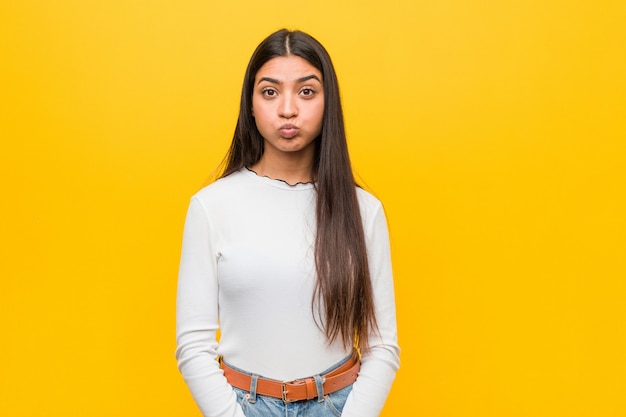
[{"xmin": 2, "ymin": 1, "xmax": 625, "ymax": 416}]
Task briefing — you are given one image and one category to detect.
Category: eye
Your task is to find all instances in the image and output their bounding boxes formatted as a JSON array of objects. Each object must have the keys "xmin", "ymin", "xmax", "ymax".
[
  {"xmin": 262, "ymin": 88, "xmax": 278, "ymax": 98},
  {"xmin": 300, "ymin": 88, "xmax": 316, "ymax": 97}
]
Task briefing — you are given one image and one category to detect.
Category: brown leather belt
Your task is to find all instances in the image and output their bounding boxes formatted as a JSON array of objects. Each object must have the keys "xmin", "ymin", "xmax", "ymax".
[{"xmin": 220, "ymin": 354, "xmax": 360, "ymax": 402}]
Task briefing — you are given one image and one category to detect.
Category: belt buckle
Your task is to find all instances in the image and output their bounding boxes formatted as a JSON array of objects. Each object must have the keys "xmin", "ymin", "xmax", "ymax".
[{"xmin": 281, "ymin": 382, "xmax": 293, "ymax": 403}]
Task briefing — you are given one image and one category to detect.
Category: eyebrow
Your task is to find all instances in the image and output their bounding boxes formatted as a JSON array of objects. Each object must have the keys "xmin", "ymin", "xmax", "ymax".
[{"xmin": 257, "ymin": 74, "xmax": 322, "ymax": 85}]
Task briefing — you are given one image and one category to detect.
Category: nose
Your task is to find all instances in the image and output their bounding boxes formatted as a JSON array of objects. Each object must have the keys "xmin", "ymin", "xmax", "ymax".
[{"xmin": 278, "ymin": 95, "xmax": 297, "ymax": 119}]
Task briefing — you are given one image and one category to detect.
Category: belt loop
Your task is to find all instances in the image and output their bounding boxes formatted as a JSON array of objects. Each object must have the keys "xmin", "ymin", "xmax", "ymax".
[
  {"xmin": 313, "ymin": 374, "xmax": 325, "ymax": 403},
  {"xmin": 249, "ymin": 374, "xmax": 259, "ymax": 403}
]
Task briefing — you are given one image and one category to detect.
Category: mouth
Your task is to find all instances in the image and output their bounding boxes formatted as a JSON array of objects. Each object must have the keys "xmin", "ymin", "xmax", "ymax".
[{"xmin": 279, "ymin": 124, "xmax": 299, "ymax": 139}]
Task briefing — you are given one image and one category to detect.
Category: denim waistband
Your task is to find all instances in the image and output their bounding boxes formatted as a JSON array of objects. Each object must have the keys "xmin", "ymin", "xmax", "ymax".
[
  {"xmin": 222, "ymin": 351, "xmax": 356, "ymax": 403},
  {"xmin": 223, "ymin": 351, "xmax": 355, "ymax": 381}
]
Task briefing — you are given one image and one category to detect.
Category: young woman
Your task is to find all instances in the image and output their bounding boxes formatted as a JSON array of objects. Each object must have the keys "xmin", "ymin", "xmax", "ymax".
[{"xmin": 176, "ymin": 29, "xmax": 400, "ymax": 417}]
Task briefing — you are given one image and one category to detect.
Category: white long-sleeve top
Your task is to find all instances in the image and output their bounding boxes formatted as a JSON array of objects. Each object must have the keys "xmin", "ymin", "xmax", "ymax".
[{"xmin": 176, "ymin": 168, "xmax": 400, "ymax": 417}]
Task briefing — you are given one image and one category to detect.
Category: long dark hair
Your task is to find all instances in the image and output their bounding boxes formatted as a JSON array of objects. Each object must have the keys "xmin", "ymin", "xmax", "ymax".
[{"xmin": 220, "ymin": 29, "xmax": 377, "ymax": 350}]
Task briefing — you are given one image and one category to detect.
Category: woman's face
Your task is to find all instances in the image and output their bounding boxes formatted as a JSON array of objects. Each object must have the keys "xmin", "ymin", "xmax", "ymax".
[{"xmin": 252, "ymin": 55, "xmax": 324, "ymax": 160}]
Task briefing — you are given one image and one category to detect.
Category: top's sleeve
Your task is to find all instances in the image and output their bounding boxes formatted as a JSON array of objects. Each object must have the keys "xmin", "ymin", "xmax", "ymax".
[
  {"xmin": 175, "ymin": 197, "xmax": 246, "ymax": 417},
  {"xmin": 341, "ymin": 203, "xmax": 401, "ymax": 417}
]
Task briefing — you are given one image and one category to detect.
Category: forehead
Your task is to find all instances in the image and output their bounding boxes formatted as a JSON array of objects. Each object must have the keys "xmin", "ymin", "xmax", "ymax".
[{"xmin": 255, "ymin": 55, "xmax": 322, "ymax": 83}]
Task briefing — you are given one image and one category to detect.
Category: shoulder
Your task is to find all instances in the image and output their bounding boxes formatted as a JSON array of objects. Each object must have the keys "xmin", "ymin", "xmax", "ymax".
[
  {"xmin": 356, "ymin": 186, "xmax": 383, "ymax": 213},
  {"xmin": 191, "ymin": 169, "xmax": 248, "ymax": 204},
  {"xmin": 355, "ymin": 186, "xmax": 386, "ymax": 230}
]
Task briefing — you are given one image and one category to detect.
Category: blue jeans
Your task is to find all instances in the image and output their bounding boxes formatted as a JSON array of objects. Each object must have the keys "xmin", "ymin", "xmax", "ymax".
[{"xmin": 228, "ymin": 355, "xmax": 354, "ymax": 417}]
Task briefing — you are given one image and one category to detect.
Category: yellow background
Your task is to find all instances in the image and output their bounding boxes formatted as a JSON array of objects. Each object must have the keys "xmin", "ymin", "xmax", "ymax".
[{"xmin": 1, "ymin": 1, "xmax": 625, "ymax": 416}]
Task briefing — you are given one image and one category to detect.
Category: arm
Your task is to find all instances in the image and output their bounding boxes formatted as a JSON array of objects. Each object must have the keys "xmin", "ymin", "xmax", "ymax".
[
  {"xmin": 341, "ymin": 203, "xmax": 401, "ymax": 417},
  {"xmin": 175, "ymin": 197, "xmax": 245, "ymax": 417}
]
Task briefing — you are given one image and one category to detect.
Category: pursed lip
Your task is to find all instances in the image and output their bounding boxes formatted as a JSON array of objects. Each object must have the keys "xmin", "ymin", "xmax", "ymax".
[{"xmin": 279, "ymin": 124, "xmax": 299, "ymax": 138}]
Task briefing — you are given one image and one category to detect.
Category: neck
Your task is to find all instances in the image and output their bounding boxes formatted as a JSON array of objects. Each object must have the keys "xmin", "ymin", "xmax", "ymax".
[{"xmin": 250, "ymin": 148, "xmax": 315, "ymax": 185}]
